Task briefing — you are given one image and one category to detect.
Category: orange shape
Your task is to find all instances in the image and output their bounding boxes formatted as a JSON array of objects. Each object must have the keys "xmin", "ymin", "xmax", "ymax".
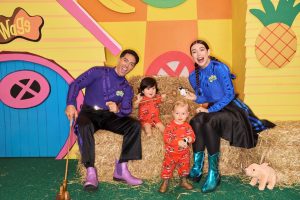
[
  {"xmin": 144, "ymin": 20, "xmax": 197, "ymax": 74},
  {"xmin": 77, "ymin": 0, "xmax": 147, "ymax": 22},
  {"xmin": 197, "ymin": 0, "xmax": 232, "ymax": 19},
  {"xmin": 14, "ymin": 8, "xmax": 43, "ymax": 41}
]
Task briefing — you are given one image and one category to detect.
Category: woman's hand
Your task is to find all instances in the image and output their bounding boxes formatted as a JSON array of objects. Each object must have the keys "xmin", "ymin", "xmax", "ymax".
[
  {"xmin": 65, "ymin": 105, "xmax": 78, "ymax": 121},
  {"xmin": 184, "ymin": 91, "xmax": 197, "ymax": 101},
  {"xmin": 196, "ymin": 106, "xmax": 209, "ymax": 113}
]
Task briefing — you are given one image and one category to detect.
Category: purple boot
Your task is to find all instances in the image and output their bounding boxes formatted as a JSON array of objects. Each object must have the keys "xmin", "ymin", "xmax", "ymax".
[
  {"xmin": 113, "ymin": 160, "xmax": 143, "ymax": 186},
  {"xmin": 83, "ymin": 167, "xmax": 98, "ymax": 191}
]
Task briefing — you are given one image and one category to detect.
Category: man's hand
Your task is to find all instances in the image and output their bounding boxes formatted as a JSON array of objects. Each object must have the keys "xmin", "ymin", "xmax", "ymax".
[
  {"xmin": 106, "ymin": 101, "xmax": 119, "ymax": 113},
  {"xmin": 65, "ymin": 105, "xmax": 78, "ymax": 121},
  {"xmin": 184, "ymin": 91, "xmax": 197, "ymax": 101}
]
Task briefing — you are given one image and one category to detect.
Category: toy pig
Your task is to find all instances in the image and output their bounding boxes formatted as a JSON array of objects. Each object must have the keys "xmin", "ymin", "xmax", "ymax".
[{"xmin": 245, "ymin": 163, "xmax": 276, "ymax": 190}]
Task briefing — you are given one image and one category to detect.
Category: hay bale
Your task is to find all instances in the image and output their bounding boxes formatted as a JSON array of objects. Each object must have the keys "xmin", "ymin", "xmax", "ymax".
[
  {"xmin": 77, "ymin": 76, "xmax": 300, "ymax": 186},
  {"xmin": 77, "ymin": 124, "xmax": 243, "ymax": 182},
  {"xmin": 240, "ymin": 121, "xmax": 300, "ymax": 186}
]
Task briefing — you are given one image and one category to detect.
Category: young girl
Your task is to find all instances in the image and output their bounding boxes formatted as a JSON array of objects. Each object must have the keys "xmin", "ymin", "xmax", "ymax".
[
  {"xmin": 159, "ymin": 100, "xmax": 195, "ymax": 193},
  {"xmin": 134, "ymin": 77, "xmax": 165, "ymax": 136}
]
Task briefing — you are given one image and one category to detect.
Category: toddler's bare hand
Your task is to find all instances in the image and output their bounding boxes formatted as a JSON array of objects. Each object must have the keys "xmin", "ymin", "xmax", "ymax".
[{"xmin": 178, "ymin": 140, "xmax": 188, "ymax": 149}]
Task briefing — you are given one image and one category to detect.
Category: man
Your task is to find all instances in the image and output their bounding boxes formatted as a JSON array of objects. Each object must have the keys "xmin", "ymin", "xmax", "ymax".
[{"xmin": 65, "ymin": 49, "xmax": 142, "ymax": 191}]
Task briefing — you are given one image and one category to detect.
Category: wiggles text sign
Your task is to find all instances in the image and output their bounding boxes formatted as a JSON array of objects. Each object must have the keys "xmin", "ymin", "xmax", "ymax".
[{"xmin": 0, "ymin": 7, "xmax": 44, "ymax": 44}]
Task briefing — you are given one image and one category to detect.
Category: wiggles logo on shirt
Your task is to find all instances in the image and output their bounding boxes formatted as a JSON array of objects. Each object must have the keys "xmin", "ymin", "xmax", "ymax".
[
  {"xmin": 116, "ymin": 90, "xmax": 124, "ymax": 97},
  {"xmin": 208, "ymin": 75, "xmax": 217, "ymax": 82}
]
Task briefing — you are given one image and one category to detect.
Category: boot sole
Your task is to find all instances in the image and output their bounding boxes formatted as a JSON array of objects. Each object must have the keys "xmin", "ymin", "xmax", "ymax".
[
  {"xmin": 113, "ymin": 177, "xmax": 127, "ymax": 183},
  {"xmin": 84, "ymin": 184, "xmax": 98, "ymax": 191},
  {"xmin": 113, "ymin": 177, "xmax": 142, "ymax": 186}
]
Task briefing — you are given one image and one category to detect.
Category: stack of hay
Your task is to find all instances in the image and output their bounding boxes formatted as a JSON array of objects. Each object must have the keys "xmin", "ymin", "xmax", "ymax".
[
  {"xmin": 77, "ymin": 76, "xmax": 300, "ymax": 186},
  {"xmin": 240, "ymin": 121, "xmax": 300, "ymax": 186}
]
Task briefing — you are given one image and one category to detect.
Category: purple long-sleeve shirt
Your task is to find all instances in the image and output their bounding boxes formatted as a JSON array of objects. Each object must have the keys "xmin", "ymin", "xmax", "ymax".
[{"xmin": 67, "ymin": 66, "xmax": 133, "ymax": 117}]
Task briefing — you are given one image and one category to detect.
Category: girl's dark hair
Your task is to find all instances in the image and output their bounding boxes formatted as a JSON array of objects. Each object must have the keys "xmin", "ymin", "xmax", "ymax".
[
  {"xmin": 190, "ymin": 40, "xmax": 220, "ymax": 95},
  {"xmin": 120, "ymin": 49, "xmax": 139, "ymax": 65},
  {"xmin": 138, "ymin": 77, "xmax": 159, "ymax": 96}
]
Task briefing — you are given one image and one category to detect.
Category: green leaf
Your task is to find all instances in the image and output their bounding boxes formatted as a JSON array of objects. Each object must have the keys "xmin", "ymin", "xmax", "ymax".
[
  {"xmin": 250, "ymin": 0, "xmax": 277, "ymax": 26},
  {"xmin": 261, "ymin": 0, "xmax": 276, "ymax": 14},
  {"xmin": 276, "ymin": 0, "xmax": 300, "ymax": 26},
  {"xmin": 250, "ymin": 0, "xmax": 300, "ymax": 26},
  {"xmin": 250, "ymin": 9, "xmax": 269, "ymax": 26}
]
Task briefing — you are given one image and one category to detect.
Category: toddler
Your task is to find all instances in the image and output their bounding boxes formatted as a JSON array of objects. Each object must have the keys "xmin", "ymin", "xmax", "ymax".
[
  {"xmin": 159, "ymin": 100, "xmax": 195, "ymax": 193},
  {"xmin": 134, "ymin": 77, "xmax": 165, "ymax": 136}
]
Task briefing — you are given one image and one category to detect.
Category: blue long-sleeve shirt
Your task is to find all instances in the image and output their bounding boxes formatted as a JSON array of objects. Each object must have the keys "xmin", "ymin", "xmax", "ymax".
[
  {"xmin": 67, "ymin": 66, "xmax": 133, "ymax": 117},
  {"xmin": 188, "ymin": 60, "xmax": 235, "ymax": 113}
]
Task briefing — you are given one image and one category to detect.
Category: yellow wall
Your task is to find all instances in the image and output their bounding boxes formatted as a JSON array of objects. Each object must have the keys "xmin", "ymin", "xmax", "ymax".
[
  {"xmin": 232, "ymin": 0, "xmax": 247, "ymax": 100},
  {"xmin": 197, "ymin": 20, "xmax": 232, "ymax": 68},
  {"xmin": 0, "ymin": 0, "xmax": 105, "ymax": 78},
  {"xmin": 244, "ymin": 0, "xmax": 300, "ymax": 120},
  {"xmin": 100, "ymin": 21, "xmax": 147, "ymax": 77}
]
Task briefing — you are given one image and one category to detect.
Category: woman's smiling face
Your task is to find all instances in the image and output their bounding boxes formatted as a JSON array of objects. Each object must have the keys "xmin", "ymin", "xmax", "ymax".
[{"xmin": 190, "ymin": 43, "xmax": 211, "ymax": 68}]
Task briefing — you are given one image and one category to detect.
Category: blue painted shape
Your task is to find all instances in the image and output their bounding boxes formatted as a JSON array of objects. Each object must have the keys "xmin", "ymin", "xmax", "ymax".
[{"xmin": 0, "ymin": 60, "xmax": 70, "ymax": 157}]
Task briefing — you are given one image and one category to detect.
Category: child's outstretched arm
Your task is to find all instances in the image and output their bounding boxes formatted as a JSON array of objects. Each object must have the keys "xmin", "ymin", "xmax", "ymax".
[{"xmin": 133, "ymin": 93, "xmax": 143, "ymax": 108}]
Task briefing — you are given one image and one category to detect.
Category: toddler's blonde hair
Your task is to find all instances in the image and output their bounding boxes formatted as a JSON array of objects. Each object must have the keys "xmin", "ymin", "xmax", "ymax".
[{"xmin": 173, "ymin": 100, "xmax": 190, "ymax": 112}]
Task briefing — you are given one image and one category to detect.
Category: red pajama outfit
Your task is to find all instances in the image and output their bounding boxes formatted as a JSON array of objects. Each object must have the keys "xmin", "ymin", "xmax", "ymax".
[
  {"xmin": 161, "ymin": 120, "xmax": 195, "ymax": 178},
  {"xmin": 138, "ymin": 95, "xmax": 162, "ymax": 126}
]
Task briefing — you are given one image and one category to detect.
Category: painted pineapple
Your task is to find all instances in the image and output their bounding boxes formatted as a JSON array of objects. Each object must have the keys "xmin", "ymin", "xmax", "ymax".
[{"xmin": 250, "ymin": 0, "xmax": 300, "ymax": 68}]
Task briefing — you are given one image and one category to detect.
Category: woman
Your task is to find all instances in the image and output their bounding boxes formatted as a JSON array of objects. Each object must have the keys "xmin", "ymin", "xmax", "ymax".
[{"xmin": 185, "ymin": 40, "xmax": 275, "ymax": 193}]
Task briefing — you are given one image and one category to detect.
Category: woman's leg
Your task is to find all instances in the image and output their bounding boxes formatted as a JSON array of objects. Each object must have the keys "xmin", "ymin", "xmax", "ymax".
[
  {"xmin": 190, "ymin": 113, "xmax": 206, "ymax": 152},
  {"xmin": 201, "ymin": 114, "xmax": 221, "ymax": 193},
  {"xmin": 188, "ymin": 113, "xmax": 206, "ymax": 182},
  {"xmin": 202, "ymin": 121, "xmax": 220, "ymax": 155}
]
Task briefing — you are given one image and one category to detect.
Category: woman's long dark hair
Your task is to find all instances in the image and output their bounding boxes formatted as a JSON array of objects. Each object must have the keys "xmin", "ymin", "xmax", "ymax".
[{"xmin": 190, "ymin": 40, "xmax": 220, "ymax": 95}]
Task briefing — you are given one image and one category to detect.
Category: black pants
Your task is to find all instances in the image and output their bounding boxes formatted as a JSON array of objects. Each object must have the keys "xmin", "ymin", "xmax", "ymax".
[{"xmin": 75, "ymin": 105, "xmax": 142, "ymax": 168}]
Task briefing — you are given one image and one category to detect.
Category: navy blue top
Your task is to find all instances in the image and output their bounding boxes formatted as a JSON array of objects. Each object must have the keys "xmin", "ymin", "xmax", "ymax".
[
  {"xmin": 188, "ymin": 60, "xmax": 235, "ymax": 113},
  {"xmin": 67, "ymin": 66, "xmax": 133, "ymax": 117}
]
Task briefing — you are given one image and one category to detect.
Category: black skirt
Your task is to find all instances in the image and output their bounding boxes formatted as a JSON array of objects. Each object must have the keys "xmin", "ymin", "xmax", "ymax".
[{"xmin": 200, "ymin": 99, "xmax": 275, "ymax": 149}]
